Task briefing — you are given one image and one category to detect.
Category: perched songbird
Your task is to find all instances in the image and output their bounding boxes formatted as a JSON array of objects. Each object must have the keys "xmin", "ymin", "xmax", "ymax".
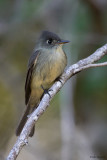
[{"xmin": 16, "ymin": 31, "xmax": 69, "ymax": 137}]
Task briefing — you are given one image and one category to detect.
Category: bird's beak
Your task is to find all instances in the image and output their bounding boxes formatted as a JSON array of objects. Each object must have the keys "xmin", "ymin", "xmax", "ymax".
[{"xmin": 56, "ymin": 40, "xmax": 70, "ymax": 44}]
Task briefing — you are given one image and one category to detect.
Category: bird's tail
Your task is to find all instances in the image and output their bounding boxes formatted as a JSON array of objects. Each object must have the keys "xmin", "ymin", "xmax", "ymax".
[{"xmin": 16, "ymin": 105, "xmax": 35, "ymax": 137}]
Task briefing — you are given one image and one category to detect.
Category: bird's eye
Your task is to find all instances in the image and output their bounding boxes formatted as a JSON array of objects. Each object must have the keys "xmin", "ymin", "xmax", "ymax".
[{"xmin": 47, "ymin": 38, "xmax": 53, "ymax": 44}]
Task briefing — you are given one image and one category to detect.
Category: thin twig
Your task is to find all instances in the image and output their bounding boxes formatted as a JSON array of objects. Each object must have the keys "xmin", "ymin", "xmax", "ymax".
[
  {"xmin": 78, "ymin": 62, "xmax": 107, "ymax": 70},
  {"xmin": 6, "ymin": 43, "xmax": 107, "ymax": 160}
]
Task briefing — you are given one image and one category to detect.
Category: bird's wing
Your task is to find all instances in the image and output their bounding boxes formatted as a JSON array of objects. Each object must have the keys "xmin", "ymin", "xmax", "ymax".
[{"xmin": 25, "ymin": 50, "xmax": 40, "ymax": 105}]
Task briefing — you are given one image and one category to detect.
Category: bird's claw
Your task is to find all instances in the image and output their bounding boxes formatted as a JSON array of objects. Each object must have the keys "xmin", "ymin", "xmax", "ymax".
[
  {"xmin": 41, "ymin": 85, "xmax": 52, "ymax": 98},
  {"xmin": 56, "ymin": 77, "xmax": 63, "ymax": 84}
]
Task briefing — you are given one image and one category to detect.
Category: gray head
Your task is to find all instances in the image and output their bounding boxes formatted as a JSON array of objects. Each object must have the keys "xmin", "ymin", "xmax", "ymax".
[{"xmin": 37, "ymin": 31, "xmax": 69, "ymax": 49}]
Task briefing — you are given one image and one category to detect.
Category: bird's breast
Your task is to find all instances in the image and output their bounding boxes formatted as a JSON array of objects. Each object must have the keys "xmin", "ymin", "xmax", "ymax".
[{"xmin": 32, "ymin": 47, "xmax": 67, "ymax": 89}]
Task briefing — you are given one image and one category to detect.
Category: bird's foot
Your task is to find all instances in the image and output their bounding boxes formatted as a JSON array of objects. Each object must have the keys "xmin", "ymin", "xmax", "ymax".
[
  {"xmin": 55, "ymin": 77, "xmax": 63, "ymax": 84},
  {"xmin": 41, "ymin": 85, "xmax": 52, "ymax": 98}
]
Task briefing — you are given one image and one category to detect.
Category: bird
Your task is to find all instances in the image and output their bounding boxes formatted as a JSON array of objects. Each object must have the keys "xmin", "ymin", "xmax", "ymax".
[{"xmin": 16, "ymin": 31, "xmax": 69, "ymax": 137}]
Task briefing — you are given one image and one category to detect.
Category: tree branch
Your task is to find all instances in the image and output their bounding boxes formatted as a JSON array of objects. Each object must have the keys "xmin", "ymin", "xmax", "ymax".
[
  {"xmin": 77, "ymin": 62, "xmax": 107, "ymax": 70},
  {"xmin": 6, "ymin": 43, "xmax": 107, "ymax": 160}
]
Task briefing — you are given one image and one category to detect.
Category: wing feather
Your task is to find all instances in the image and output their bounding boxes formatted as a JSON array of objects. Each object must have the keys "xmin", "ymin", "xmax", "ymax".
[{"xmin": 25, "ymin": 50, "xmax": 40, "ymax": 105}]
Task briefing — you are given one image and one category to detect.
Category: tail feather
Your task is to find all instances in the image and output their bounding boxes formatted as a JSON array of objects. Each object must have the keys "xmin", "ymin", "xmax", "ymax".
[{"xmin": 16, "ymin": 105, "xmax": 35, "ymax": 137}]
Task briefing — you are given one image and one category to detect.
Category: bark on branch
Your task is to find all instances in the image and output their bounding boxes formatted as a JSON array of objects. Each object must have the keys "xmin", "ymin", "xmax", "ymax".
[{"xmin": 7, "ymin": 43, "xmax": 107, "ymax": 160}]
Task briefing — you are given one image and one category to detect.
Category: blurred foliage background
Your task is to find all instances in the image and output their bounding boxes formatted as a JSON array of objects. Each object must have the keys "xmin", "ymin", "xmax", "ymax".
[{"xmin": 0, "ymin": 0, "xmax": 107, "ymax": 160}]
